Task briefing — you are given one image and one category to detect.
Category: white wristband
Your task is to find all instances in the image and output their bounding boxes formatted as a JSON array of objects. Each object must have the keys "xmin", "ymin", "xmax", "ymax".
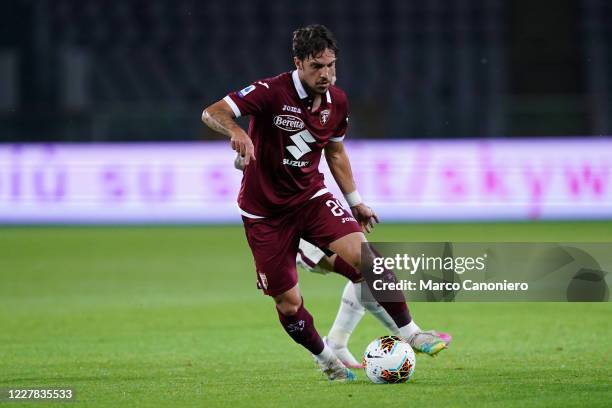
[{"xmin": 344, "ymin": 190, "xmax": 362, "ymax": 207}]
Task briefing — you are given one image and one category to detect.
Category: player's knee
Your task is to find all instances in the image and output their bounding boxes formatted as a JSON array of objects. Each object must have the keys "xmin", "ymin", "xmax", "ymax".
[
  {"xmin": 274, "ymin": 293, "xmax": 302, "ymax": 316},
  {"xmin": 276, "ymin": 301, "xmax": 301, "ymax": 316}
]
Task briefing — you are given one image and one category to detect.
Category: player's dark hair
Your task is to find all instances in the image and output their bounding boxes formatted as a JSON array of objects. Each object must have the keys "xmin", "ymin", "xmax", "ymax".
[{"xmin": 292, "ymin": 24, "xmax": 339, "ymax": 61}]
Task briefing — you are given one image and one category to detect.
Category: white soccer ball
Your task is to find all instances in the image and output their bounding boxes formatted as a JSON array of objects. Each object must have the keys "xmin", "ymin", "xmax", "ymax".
[{"xmin": 363, "ymin": 336, "xmax": 416, "ymax": 384}]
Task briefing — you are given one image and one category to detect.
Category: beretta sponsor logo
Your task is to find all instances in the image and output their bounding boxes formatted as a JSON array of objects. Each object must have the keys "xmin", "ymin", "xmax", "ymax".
[{"xmin": 273, "ymin": 115, "xmax": 305, "ymax": 132}]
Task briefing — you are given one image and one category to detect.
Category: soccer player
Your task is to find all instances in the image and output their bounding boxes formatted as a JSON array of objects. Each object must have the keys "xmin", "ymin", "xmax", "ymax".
[
  {"xmin": 235, "ymin": 154, "xmax": 452, "ymax": 369},
  {"xmin": 202, "ymin": 24, "xmax": 448, "ymax": 381}
]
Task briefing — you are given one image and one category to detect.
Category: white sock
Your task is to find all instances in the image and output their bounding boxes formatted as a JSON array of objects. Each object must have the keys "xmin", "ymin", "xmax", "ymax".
[
  {"xmin": 313, "ymin": 343, "xmax": 336, "ymax": 364},
  {"xmin": 327, "ymin": 281, "xmax": 366, "ymax": 348},
  {"xmin": 398, "ymin": 320, "xmax": 421, "ymax": 340},
  {"xmin": 352, "ymin": 282, "xmax": 400, "ymax": 335}
]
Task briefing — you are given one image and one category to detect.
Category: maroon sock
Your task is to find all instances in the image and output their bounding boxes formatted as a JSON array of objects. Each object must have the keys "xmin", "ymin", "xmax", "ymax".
[
  {"xmin": 333, "ymin": 256, "xmax": 364, "ymax": 283},
  {"xmin": 379, "ymin": 298, "xmax": 411, "ymax": 328},
  {"xmin": 363, "ymin": 247, "xmax": 413, "ymax": 328},
  {"xmin": 276, "ymin": 299, "xmax": 324, "ymax": 355},
  {"xmin": 372, "ymin": 268, "xmax": 412, "ymax": 328},
  {"xmin": 335, "ymin": 255, "xmax": 411, "ymax": 328}
]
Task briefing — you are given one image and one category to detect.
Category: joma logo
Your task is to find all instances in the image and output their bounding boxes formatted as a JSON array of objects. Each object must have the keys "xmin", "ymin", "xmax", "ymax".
[{"xmin": 282, "ymin": 105, "xmax": 302, "ymax": 114}]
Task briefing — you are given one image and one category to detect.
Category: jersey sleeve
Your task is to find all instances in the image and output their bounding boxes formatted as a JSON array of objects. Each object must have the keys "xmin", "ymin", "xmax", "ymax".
[
  {"xmin": 329, "ymin": 101, "xmax": 349, "ymax": 143},
  {"xmin": 223, "ymin": 81, "xmax": 272, "ymax": 117}
]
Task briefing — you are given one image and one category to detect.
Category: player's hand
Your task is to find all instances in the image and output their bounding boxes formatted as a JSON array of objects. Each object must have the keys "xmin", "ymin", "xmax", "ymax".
[
  {"xmin": 350, "ymin": 203, "xmax": 379, "ymax": 233},
  {"xmin": 230, "ymin": 131, "xmax": 256, "ymax": 166}
]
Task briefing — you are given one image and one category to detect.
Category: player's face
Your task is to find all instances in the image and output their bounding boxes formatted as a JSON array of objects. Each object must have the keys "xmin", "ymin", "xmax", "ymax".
[{"xmin": 295, "ymin": 49, "xmax": 337, "ymax": 95}]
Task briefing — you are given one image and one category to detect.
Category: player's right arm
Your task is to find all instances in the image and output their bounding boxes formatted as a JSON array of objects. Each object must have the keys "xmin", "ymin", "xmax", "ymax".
[{"xmin": 202, "ymin": 100, "xmax": 256, "ymax": 165}]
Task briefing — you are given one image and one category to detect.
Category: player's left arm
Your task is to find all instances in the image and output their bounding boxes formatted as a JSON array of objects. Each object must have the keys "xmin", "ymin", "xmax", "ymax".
[{"xmin": 324, "ymin": 141, "xmax": 379, "ymax": 233}]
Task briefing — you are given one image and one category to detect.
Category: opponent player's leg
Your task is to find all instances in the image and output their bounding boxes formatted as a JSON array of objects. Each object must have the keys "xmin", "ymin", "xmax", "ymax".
[
  {"xmin": 297, "ymin": 239, "xmax": 359, "ymax": 282},
  {"xmin": 326, "ymin": 278, "xmax": 451, "ymax": 361},
  {"xmin": 296, "ymin": 239, "xmax": 333, "ymax": 275},
  {"xmin": 332, "ymin": 256, "xmax": 452, "ymax": 348},
  {"xmin": 322, "ymin": 278, "xmax": 364, "ymax": 368},
  {"xmin": 331, "ymin": 256, "xmax": 400, "ymax": 334},
  {"xmin": 329, "ymin": 232, "xmax": 448, "ymax": 356}
]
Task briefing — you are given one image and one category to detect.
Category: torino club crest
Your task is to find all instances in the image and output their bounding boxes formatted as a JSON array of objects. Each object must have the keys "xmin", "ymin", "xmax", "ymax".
[{"xmin": 320, "ymin": 109, "xmax": 330, "ymax": 126}]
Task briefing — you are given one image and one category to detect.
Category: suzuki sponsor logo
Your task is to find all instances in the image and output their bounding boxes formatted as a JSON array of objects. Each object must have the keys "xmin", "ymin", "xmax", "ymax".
[
  {"xmin": 282, "ymin": 158, "xmax": 310, "ymax": 167},
  {"xmin": 286, "ymin": 129, "xmax": 316, "ymax": 160},
  {"xmin": 274, "ymin": 115, "xmax": 305, "ymax": 132}
]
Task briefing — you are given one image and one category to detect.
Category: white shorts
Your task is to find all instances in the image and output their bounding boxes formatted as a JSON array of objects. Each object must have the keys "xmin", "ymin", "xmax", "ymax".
[{"xmin": 296, "ymin": 239, "xmax": 328, "ymax": 274}]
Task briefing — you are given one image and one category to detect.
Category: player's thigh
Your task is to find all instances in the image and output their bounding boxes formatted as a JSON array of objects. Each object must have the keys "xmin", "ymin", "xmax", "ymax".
[
  {"xmin": 328, "ymin": 231, "xmax": 366, "ymax": 268},
  {"xmin": 301, "ymin": 193, "xmax": 364, "ymax": 260},
  {"xmin": 242, "ymin": 216, "xmax": 300, "ymax": 296}
]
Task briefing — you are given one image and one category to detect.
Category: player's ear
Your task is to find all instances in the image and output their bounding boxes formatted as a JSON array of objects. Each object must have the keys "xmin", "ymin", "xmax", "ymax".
[{"xmin": 294, "ymin": 57, "xmax": 302, "ymax": 71}]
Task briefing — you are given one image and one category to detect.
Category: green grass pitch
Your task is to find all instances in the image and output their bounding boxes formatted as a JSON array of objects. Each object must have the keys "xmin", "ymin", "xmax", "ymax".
[{"xmin": 1, "ymin": 222, "xmax": 611, "ymax": 407}]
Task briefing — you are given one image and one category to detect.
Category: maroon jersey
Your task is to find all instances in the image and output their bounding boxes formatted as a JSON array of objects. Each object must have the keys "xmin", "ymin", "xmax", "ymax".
[{"xmin": 224, "ymin": 70, "xmax": 349, "ymax": 218}]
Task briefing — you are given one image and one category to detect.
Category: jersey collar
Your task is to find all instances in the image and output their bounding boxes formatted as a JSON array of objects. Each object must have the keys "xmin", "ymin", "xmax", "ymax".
[
  {"xmin": 291, "ymin": 70, "xmax": 308, "ymax": 99},
  {"xmin": 292, "ymin": 70, "xmax": 332, "ymax": 103}
]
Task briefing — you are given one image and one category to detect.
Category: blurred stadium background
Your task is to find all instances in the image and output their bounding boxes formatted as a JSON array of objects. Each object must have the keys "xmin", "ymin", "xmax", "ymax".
[
  {"xmin": 1, "ymin": 0, "xmax": 612, "ymax": 223},
  {"xmin": 1, "ymin": 0, "xmax": 612, "ymax": 142}
]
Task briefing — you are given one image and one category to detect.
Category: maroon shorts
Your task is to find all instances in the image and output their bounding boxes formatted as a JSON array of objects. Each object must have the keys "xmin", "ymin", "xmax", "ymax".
[{"xmin": 242, "ymin": 192, "xmax": 362, "ymax": 297}]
